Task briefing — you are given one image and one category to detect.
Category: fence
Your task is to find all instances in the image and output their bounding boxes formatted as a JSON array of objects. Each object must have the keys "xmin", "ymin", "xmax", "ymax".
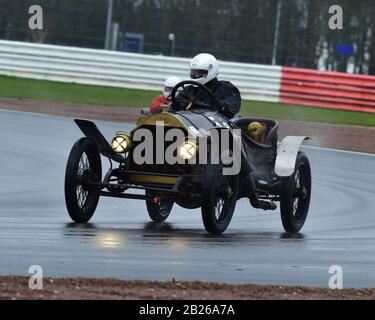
[{"xmin": 0, "ymin": 40, "xmax": 374, "ymax": 113}]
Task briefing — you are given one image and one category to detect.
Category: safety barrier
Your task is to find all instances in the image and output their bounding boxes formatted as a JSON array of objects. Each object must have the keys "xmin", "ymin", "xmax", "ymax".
[
  {"xmin": 0, "ymin": 40, "xmax": 374, "ymax": 113},
  {"xmin": 0, "ymin": 40, "xmax": 281, "ymax": 103},
  {"xmin": 280, "ymin": 67, "xmax": 375, "ymax": 113}
]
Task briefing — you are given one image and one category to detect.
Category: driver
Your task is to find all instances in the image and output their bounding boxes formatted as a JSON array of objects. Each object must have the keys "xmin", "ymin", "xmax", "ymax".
[{"xmin": 170, "ymin": 53, "xmax": 241, "ymax": 118}]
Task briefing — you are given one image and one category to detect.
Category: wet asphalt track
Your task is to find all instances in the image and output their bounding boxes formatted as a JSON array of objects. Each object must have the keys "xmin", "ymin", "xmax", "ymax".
[{"xmin": 0, "ymin": 109, "xmax": 375, "ymax": 288}]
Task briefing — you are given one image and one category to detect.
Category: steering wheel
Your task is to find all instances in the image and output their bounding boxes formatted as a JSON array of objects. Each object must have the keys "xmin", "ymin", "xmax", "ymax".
[{"xmin": 171, "ymin": 80, "xmax": 214, "ymax": 110}]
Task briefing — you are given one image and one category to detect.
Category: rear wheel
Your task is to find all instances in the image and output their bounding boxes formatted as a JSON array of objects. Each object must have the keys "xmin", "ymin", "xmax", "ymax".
[
  {"xmin": 65, "ymin": 138, "xmax": 102, "ymax": 223},
  {"xmin": 201, "ymin": 163, "xmax": 239, "ymax": 234},
  {"xmin": 280, "ymin": 152, "xmax": 311, "ymax": 233},
  {"xmin": 146, "ymin": 191, "xmax": 174, "ymax": 222}
]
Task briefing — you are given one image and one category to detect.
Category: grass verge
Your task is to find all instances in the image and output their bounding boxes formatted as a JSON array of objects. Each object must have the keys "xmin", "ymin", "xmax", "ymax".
[{"xmin": 0, "ymin": 75, "xmax": 374, "ymax": 126}]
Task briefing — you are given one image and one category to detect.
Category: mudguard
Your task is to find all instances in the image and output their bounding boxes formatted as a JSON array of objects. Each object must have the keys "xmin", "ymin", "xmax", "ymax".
[
  {"xmin": 74, "ymin": 119, "xmax": 124, "ymax": 163},
  {"xmin": 274, "ymin": 136, "xmax": 310, "ymax": 177}
]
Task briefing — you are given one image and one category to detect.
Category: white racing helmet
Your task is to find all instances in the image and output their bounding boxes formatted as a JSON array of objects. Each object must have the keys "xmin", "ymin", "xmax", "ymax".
[
  {"xmin": 163, "ymin": 76, "xmax": 181, "ymax": 99},
  {"xmin": 189, "ymin": 53, "xmax": 219, "ymax": 85}
]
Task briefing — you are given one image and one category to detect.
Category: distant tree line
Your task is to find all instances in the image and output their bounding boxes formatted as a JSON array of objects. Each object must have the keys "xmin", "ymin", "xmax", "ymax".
[{"xmin": 1, "ymin": 0, "xmax": 375, "ymax": 74}]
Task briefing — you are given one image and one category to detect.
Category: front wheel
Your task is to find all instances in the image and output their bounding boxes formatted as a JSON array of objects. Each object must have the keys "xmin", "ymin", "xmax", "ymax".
[
  {"xmin": 65, "ymin": 138, "xmax": 102, "ymax": 223},
  {"xmin": 146, "ymin": 191, "xmax": 174, "ymax": 222},
  {"xmin": 201, "ymin": 163, "xmax": 239, "ymax": 234},
  {"xmin": 280, "ymin": 152, "xmax": 311, "ymax": 233}
]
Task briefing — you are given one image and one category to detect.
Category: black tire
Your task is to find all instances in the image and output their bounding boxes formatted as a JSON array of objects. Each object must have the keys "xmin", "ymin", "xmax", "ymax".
[
  {"xmin": 280, "ymin": 152, "xmax": 311, "ymax": 233},
  {"xmin": 201, "ymin": 163, "xmax": 239, "ymax": 234},
  {"xmin": 146, "ymin": 191, "xmax": 174, "ymax": 222},
  {"xmin": 65, "ymin": 138, "xmax": 102, "ymax": 223}
]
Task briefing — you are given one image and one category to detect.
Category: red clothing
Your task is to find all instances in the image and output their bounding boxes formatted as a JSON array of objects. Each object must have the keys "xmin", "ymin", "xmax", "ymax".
[{"xmin": 150, "ymin": 95, "xmax": 171, "ymax": 114}]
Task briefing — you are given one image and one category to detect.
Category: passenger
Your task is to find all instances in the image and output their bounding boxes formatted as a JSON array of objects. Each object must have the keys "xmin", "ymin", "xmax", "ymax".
[{"xmin": 150, "ymin": 76, "xmax": 181, "ymax": 114}]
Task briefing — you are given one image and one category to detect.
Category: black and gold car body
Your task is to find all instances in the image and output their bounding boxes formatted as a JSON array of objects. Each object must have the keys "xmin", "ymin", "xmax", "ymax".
[{"xmin": 72, "ymin": 108, "xmax": 238, "ymax": 211}]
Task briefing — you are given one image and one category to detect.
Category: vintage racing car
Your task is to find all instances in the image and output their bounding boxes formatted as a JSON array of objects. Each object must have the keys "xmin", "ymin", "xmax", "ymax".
[{"xmin": 65, "ymin": 81, "xmax": 312, "ymax": 234}]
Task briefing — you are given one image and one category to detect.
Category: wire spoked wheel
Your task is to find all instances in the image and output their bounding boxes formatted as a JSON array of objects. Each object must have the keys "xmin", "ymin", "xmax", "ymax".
[
  {"xmin": 201, "ymin": 163, "xmax": 239, "ymax": 234},
  {"xmin": 146, "ymin": 191, "xmax": 174, "ymax": 222},
  {"xmin": 65, "ymin": 138, "xmax": 102, "ymax": 223},
  {"xmin": 280, "ymin": 152, "xmax": 311, "ymax": 233}
]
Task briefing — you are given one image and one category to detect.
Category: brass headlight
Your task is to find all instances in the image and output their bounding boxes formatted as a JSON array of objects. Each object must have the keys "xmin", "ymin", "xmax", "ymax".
[
  {"xmin": 178, "ymin": 140, "xmax": 197, "ymax": 160},
  {"xmin": 111, "ymin": 133, "xmax": 132, "ymax": 154}
]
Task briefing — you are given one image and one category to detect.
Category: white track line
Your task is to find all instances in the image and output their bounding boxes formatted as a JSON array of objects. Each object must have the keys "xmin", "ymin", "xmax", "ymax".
[{"xmin": 303, "ymin": 145, "xmax": 375, "ymax": 157}]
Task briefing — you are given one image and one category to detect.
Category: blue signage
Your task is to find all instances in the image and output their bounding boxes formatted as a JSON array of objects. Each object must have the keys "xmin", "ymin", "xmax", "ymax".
[
  {"xmin": 122, "ymin": 33, "xmax": 144, "ymax": 53},
  {"xmin": 336, "ymin": 44, "xmax": 354, "ymax": 55}
]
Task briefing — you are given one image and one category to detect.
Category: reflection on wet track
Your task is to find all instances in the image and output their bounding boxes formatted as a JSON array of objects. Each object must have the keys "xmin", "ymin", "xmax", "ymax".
[{"xmin": 0, "ymin": 109, "xmax": 374, "ymax": 288}]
